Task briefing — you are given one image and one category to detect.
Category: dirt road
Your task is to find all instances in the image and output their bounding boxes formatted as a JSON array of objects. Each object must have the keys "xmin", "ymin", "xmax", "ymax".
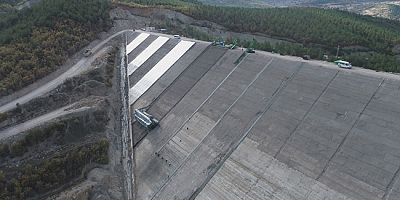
[
  {"xmin": 0, "ymin": 105, "xmax": 91, "ymax": 141},
  {"xmin": 0, "ymin": 29, "xmax": 133, "ymax": 113}
]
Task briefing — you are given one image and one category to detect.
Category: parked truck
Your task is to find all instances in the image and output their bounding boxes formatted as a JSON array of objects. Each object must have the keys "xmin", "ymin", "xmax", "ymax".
[{"xmin": 134, "ymin": 108, "xmax": 159, "ymax": 130}]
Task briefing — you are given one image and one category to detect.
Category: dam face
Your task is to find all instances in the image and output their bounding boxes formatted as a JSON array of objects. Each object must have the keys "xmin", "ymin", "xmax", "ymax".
[{"xmin": 127, "ymin": 31, "xmax": 400, "ymax": 200}]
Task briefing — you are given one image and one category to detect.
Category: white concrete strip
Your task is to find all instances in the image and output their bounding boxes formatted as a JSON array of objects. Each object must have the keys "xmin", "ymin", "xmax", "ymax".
[
  {"xmin": 128, "ymin": 36, "xmax": 169, "ymax": 76},
  {"xmin": 126, "ymin": 33, "xmax": 150, "ymax": 55},
  {"xmin": 129, "ymin": 41, "xmax": 195, "ymax": 105}
]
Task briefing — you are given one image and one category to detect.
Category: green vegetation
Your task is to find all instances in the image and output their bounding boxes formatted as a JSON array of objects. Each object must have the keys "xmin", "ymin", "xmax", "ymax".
[
  {"xmin": 105, "ymin": 48, "xmax": 118, "ymax": 87},
  {"xmin": 0, "ymin": 3, "xmax": 15, "ymax": 12},
  {"xmin": 0, "ymin": 122, "xmax": 65, "ymax": 158},
  {"xmin": 0, "ymin": 112, "xmax": 7, "ymax": 123},
  {"xmin": 0, "ymin": 110, "xmax": 108, "ymax": 159},
  {"xmin": 197, "ymin": 0, "xmax": 270, "ymax": 8},
  {"xmin": 0, "ymin": 139, "xmax": 109, "ymax": 199},
  {"xmin": 0, "ymin": 121, "xmax": 67, "ymax": 159},
  {"xmin": 184, "ymin": 6, "xmax": 400, "ymax": 71},
  {"xmin": 0, "ymin": 0, "xmax": 111, "ymax": 97},
  {"xmin": 122, "ymin": 0, "xmax": 400, "ymax": 72},
  {"xmin": 186, "ymin": 6, "xmax": 400, "ymax": 51},
  {"xmin": 116, "ymin": 0, "xmax": 199, "ymax": 9},
  {"xmin": 0, "ymin": 0, "xmax": 23, "ymax": 12}
]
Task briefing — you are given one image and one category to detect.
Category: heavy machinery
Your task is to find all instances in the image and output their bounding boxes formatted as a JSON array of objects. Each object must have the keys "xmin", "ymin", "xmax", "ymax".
[
  {"xmin": 83, "ymin": 49, "xmax": 92, "ymax": 57},
  {"xmin": 225, "ymin": 39, "xmax": 238, "ymax": 49},
  {"xmin": 134, "ymin": 108, "xmax": 159, "ymax": 130},
  {"xmin": 302, "ymin": 55, "xmax": 311, "ymax": 60},
  {"xmin": 212, "ymin": 37, "xmax": 225, "ymax": 47},
  {"xmin": 246, "ymin": 48, "xmax": 255, "ymax": 53}
]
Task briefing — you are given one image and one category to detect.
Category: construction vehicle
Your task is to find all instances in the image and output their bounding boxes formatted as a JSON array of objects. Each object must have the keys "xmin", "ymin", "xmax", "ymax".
[
  {"xmin": 302, "ymin": 55, "xmax": 311, "ymax": 60},
  {"xmin": 245, "ymin": 39, "xmax": 257, "ymax": 53},
  {"xmin": 212, "ymin": 37, "xmax": 225, "ymax": 47},
  {"xmin": 83, "ymin": 49, "xmax": 92, "ymax": 57},
  {"xmin": 225, "ymin": 39, "xmax": 238, "ymax": 49},
  {"xmin": 134, "ymin": 108, "xmax": 159, "ymax": 130},
  {"xmin": 212, "ymin": 40, "xmax": 225, "ymax": 47},
  {"xmin": 246, "ymin": 48, "xmax": 255, "ymax": 53}
]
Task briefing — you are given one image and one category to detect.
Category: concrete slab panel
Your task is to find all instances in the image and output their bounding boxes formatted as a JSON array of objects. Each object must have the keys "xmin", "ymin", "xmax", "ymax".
[
  {"xmin": 151, "ymin": 58, "xmax": 301, "ymax": 200},
  {"xmin": 127, "ymin": 35, "xmax": 157, "ymax": 64},
  {"xmin": 197, "ymin": 138, "xmax": 352, "ymax": 200},
  {"xmin": 276, "ymin": 72, "xmax": 382, "ymax": 179},
  {"xmin": 148, "ymin": 46, "xmax": 227, "ymax": 119},
  {"xmin": 129, "ymin": 41, "xmax": 195, "ymax": 105},
  {"xmin": 132, "ymin": 45, "xmax": 225, "ymax": 144},
  {"xmin": 126, "ymin": 32, "xmax": 149, "ymax": 55},
  {"xmin": 132, "ymin": 42, "xmax": 209, "ymax": 110},
  {"xmin": 318, "ymin": 79, "xmax": 400, "ymax": 199},
  {"xmin": 137, "ymin": 54, "xmax": 274, "ymax": 199},
  {"xmin": 128, "ymin": 36, "xmax": 169, "ymax": 75},
  {"xmin": 126, "ymin": 31, "xmax": 139, "ymax": 44},
  {"xmin": 135, "ymin": 50, "xmax": 245, "ymax": 200},
  {"xmin": 129, "ymin": 39, "xmax": 180, "ymax": 87}
]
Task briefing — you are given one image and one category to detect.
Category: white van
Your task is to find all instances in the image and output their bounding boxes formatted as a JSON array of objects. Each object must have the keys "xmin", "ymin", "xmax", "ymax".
[
  {"xmin": 335, "ymin": 60, "xmax": 352, "ymax": 69},
  {"xmin": 173, "ymin": 35, "xmax": 181, "ymax": 39}
]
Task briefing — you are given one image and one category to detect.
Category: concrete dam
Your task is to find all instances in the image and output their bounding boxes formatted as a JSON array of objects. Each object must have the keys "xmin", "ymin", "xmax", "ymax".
[{"xmin": 125, "ymin": 31, "xmax": 400, "ymax": 200}]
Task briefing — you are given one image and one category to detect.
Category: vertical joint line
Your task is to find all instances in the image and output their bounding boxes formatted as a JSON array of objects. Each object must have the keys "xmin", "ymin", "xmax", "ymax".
[
  {"xmin": 186, "ymin": 60, "xmax": 303, "ymax": 200},
  {"xmin": 151, "ymin": 57, "xmax": 274, "ymax": 200},
  {"xmin": 154, "ymin": 53, "xmax": 250, "ymax": 154},
  {"xmin": 317, "ymin": 78, "xmax": 385, "ymax": 180},
  {"xmin": 274, "ymin": 70, "xmax": 339, "ymax": 158},
  {"xmin": 383, "ymin": 165, "xmax": 400, "ymax": 200}
]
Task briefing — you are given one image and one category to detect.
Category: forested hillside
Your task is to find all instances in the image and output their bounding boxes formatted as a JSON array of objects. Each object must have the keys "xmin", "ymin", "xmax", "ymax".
[
  {"xmin": 185, "ymin": 6, "xmax": 400, "ymax": 71},
  {"xmin": 120, "ymin": 0, "xmax": 400, "ymax": 72},
  {"xmin": 0, "ymin": 0, "xmax": 110, "ymax": 97}
]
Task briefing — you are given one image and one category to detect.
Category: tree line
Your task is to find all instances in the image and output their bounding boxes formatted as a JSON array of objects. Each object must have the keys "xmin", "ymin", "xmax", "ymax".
[
  {"xmin": 0, "ymin": 0, "xmax": 111, "ymax": 97},
  {"xmin": 123, "ymin": 0, "xmax": 400, "ymax": 72}
]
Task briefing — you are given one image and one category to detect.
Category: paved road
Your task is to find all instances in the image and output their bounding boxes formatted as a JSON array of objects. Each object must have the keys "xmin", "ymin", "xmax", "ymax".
[
  {"xmin": 256, "ymin": 50, "xmax": 400, "ymax": 81},
  {"xmin": 0, "ymin": 30, "xmax": 134, "ymax": 113},
  {"xmin": 0, "ymin": 105, "xmax": 91, "ymax": 141}
]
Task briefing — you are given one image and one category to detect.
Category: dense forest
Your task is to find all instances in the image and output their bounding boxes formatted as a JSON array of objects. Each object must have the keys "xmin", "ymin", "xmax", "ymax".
[
  {"xmin": 0, "ymin": 0, "xmax": 111, "ymax": 97},
  {"xmin": 118, "ymin": 0, "xmax": 200, "ymax": 8},
  {"xmin": 0, "ymin": 140, "xmax": 109, "ymax": 199},
  {"xmin": 122, "ymin": 0, "xmax": 400, "ymax": 72},
  {"xmin": 0, "ymin": 113, "xmax": 109, "ymax": 199}
]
